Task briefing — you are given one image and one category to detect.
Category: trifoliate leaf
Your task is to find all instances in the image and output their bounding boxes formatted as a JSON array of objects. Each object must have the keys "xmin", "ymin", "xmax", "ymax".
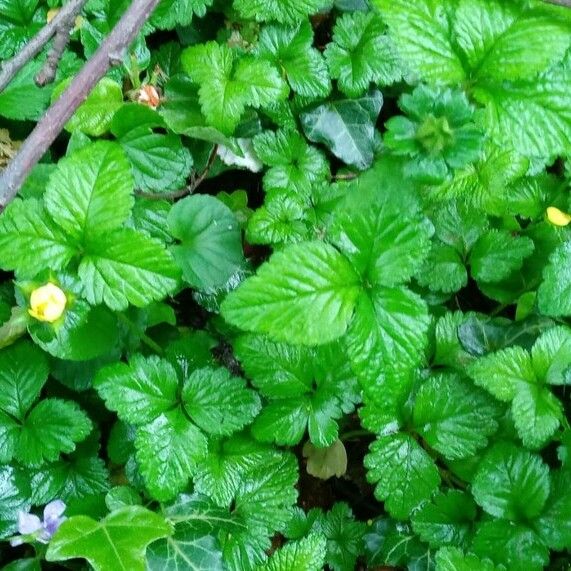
[
  {"xmin": 167, "ymin": 194, "xmax": 245, "ymax": 291},
  {"xmin": 53, "ymin": 78, "xmax": 124, "ymax": 137},
  {"xmin": 472, "ymin": 442, "xmax": 550, "ymax": 521},
  {"xmin": 435, "ymin": 546, "xmax": 505, "ymax": 571},
  {"xmin": 411, "ymin": 491, "xmax": 476, "ymax": 548},
  {"xmin": 413, "ymin": 373, "xmax": 501, "ymax": 460},
  {"xmin": 538, "ymin": 241, "xmax": 571, "ymax": 316},
  {"xmin": 44, "ymin": 142, "xmax": 134, "ymax": 242},
  {"xmin": 301, "ymin": 90, "xmax": 383, "ymax": 170},
  {"xmin": 255, "ymin": 535, "xmax": 327, "ymax": 571},
  {"xmin": 365, "ymin": 433, "xmax": 441, "ymax": 520},
  {"xmin": 234, "ymin": 0, "xmax": 330, "ymax": 24},
  {"xmin": 0, "ymin": 199, "xmax": 75, "ymax": 277},
  {"xmin": 46, "ymin": 507, "xmax": 172, "ymax": 571},
  {"xmin": 469, "ymin": 230, "xmax": 534, "ymax": 284},
  {"xmin": 78, "ymin": 228, "xmax": 180, "ymax": 311},
  {"xmin": 376, "ymin": 0, "xmax": 465, "ymax": 84},
  {"xmin": 181, "ymin": 367, "xmax": 261, "ymax": 436},
  {"xmin": 325, "ymin": 11, "xmax": 401, "ymax": 97},
  {"xmin": 253, "ymin": 129, "xmax": 329, "ymax": 196},
  {"xmin": 221, "ymin": 241, "xmax": 361, "ymax": 345},
  {"xmin": 256, "ymin": 21, "xmax": 330, "ymax": 98},
  {"xmin": 181, "ymin": 42, "xmax": 287, "ymax": 135}
]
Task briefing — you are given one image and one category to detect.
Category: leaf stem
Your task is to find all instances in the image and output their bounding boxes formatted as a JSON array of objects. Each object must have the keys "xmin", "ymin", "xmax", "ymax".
[{"xmin": 117, "ymin": 313, "xmax": 164, "ymax": 354}]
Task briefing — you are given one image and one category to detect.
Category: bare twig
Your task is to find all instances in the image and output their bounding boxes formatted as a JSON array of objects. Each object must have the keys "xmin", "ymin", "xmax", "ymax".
[
  {"xmin": 0, "ymin": 0, "xmax": 162, "ymax": 210},
  {"xmin": 543, "ymin": 0, "xmax": 571, "ymax": 6},
  {"xmin": 136, "ymin": 145, "xmax": 220, "ymax": 201},
  {"xmin": 0, "ymin": 0, "xmax": 88, "ymax": 93}
]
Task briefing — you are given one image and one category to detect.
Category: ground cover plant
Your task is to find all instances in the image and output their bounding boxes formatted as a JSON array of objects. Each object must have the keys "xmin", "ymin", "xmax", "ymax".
[{"xmin": 0, "ymin": 0, "xmax": 571, "ymax": 569}]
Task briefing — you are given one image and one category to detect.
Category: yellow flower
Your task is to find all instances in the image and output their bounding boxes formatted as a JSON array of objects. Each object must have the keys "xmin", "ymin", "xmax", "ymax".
[
  {"xmin": 547, "ymin": 206, "xmax": 571, "ymax": 227},
  {"xmin": 46, "ymin": 8, "xmax": 83, "ymax": 30},
  {"xmin": 28, "ymin": 283, "xmax": 67, "ymax": 323}
]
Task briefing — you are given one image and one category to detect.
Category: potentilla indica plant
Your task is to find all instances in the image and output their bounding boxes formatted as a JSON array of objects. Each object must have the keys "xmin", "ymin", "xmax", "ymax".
[{"xmin": 0, "ymin": 0, "xmax": 570, "ymax": 570}]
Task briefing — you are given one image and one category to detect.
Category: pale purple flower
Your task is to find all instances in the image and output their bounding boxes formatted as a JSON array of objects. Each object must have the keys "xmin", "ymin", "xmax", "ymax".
[{"xmin": 10, "ymin": 500, "xmax": 66, "ymax": 546}]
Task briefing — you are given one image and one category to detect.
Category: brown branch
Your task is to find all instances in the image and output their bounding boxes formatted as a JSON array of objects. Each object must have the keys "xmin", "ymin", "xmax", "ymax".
[
  {"xmin": 0, "ymin": 0, "xmax": 88, "ymax": 93},
  {"xmin": 0, "ymin": 0, "xmax": 162, "ymax": 211}
]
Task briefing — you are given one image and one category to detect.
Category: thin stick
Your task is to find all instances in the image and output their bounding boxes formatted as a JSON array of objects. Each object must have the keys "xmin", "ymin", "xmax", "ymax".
[
  {"xmin": 0, "ymin": 0, "xmax": 162, "ymax": 211},
  {"xmin": 544, "ymin": 0, "xmax": 571, "ymax": 6},
  {"xmin": 0, "ymin": 0, "xmax": 88, "ymax": 93}
]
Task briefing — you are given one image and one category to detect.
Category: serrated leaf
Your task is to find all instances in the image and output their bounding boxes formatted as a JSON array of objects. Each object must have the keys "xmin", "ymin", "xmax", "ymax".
[
  {"xmin": 151, "ymin": 0, "xmax": 212, "ymax": 28},
  {"xmin": 221, "ymin": 241, "xmax": 361, "ymax": 345},
  {"xmin": 435, "ymin": 546, "xmax": 505, "ymax": 571},
  {"xmin": 78, "ymin": 228, "xmax": 180, "ymax": 311},
  {"xmin": 255, "ymin": 535, "xmax": 327, "ymax": 571},
  {"xmin": 413, "ymin": 373, "xmax": 500, "ymax": 460},
  {"xmin": 534, "ymin": 469, "xmax": 571, "ymax": 550},
  {"xmin": 234, "ymin": 0, "xmax": 330, "ymax": 24},
  {"xmin": 0, "ymin": 199, "xmax": 76, "ymax": 277},
  {"xmin": 416, "ymin": 243, "xmax": 467, "ymax": 293},
  {"xmin": 0, "ymin": 0, "xmax": 43, "ymax": 60},
  {"xmin": 44, "ymin": 142, "xmax": 134, "ymax": 242},
  {"xmin": 46, "ymin": 507, "xmax": 172, "ymax": 571},
  {"xmin": 472, "ymin": 442, "xmax": 550, "ymax": 521},
  {"xmin": 168, "ymin": 195, "xmax": 245, "ymax": 290},
  {"xmin": 182, "ymin": 367, "xmax": 260, "ymax": 436},
  {"xmin": 0, "ymin": 465, "xmax": 31, "ymax": 539},
  {"xmin": 301, "ymin": 90, "xmax": 383, "ymax": 170},
  {"xmin": 538, "ymin": 240, "xmax": 571, "ymax": 316},
  {"xmin": 365, "ymin": 433, "xmax": 440, "ymax": 520}
]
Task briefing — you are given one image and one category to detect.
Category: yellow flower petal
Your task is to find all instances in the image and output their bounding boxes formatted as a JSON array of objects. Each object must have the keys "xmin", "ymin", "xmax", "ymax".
[
  {"xmin": 547, "ymin": 206, "xmax": 571, "ymax": 227},
  {"xmin": 28, "ymin": 283, "xmax": 67, "ymax": 323}
]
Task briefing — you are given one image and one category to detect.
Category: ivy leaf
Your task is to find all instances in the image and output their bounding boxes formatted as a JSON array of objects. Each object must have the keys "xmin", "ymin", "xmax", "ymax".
[
  {"xmin": 167, "ymin": 195, "xmax": 245, "ymax": 291},
  {"xmin": 147, "ymin": 493, "xmax": 230, "ymax": 571},
  {"xmin": 78, "ymin": 228, "xmax": 180, "ymax": 311},
  {"xmin": 181, "ymin": 42, "xmax": 287, "ymax": 134},
  {"xmin": 221, "ymin": 241, "xmax": 361, "ymax": 345},
  {"xmin": 256, "ymin": 21, "xmax": 330, "ymax": 98},
  {"xmin": 46, "ymin": 506, "xmax": 172, "ymax": 571},
  {"xmin": 364, "ymin": 433, "xmax": 441, "ymax": 520},
  {"xmin": 472, "ymin": 443, "xmax": 550, "ymax": 521},
  {"xmin": 325, "ymin": 11, "xmax": 401, "ymax": 97},
  {"xmin": 435, "ymin": 546, "xmax": 505, "ymax": 571},
  {"xmin": 53, "ymin": 78, "xmax": 124, "ymax": 137},
  {"xmin": 411, "ymin": 491, "xmax": 476, "ymax": 548},
  {"xmin": 469, "ymin": 230, "xmax": 534, "ymax": 283},
  {"xmin": 253, "ymin": 129, "xmax": 329, "ymax": 196},
  {"xmin": 44, "ymin": 142, "xmax": 134, "ymax": 242},
  {"xmin": 413, "ymin": 373, "xmax": 501, "ymax": 460},
  {"xmin": 255, "ymin": 535, "xmax": 327, "ymax": 571},
  {"xmin": 181, "ymin": 367, "xmax": 261, "ymax": 436},
  {"xmin": 234, "ymin": 0, "xmax": 330, "ymax": 24},
  {"xmin": 111, "ymin": 106, "xmax": 193, "ymax": 193},
  {"xmin": 376, "ymin": 0, "xmax": 465, "ymax": 84},
  {"xmin": 0, "ymin": 199, "xmax": 76, "ymax": 277},
  {"xmin": 301, "ymin": 90, "xmax": 383, "ymax": 169},
  {"xmin": 538, "ymin": 241, "xmax": 571, "ymax": 316}
]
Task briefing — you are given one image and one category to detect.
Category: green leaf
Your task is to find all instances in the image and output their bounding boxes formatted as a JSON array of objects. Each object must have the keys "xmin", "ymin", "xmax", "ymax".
[
  {"xmin": 234, "ymin": 0, "xmax": 330, "ymax": 24},
  {"xmin": 44, "ymin": 142, "xmax": 134, "ymax": 242},
  {"xmin": 255, "ymin": 535, "xmax": 327, "ymax": 571},
  {"xmin": 0, "ymin": 340, "xmax": 48, "ymax": 420},
  {"xmin": 182, "ymin": 367, "xmax": 260, "ymax": 436},
  {"xmin": 411, "ymin": 491, "xmax": 476, "ymax": 548},
  {"xmin": 0, "ymin": 199, "xmax": 75, "ymax": 277},
  {"xmin": 416, "ymin": 243, "xmax": 467, "ymax": 293},
  {"xmin": 256, "ymin": 21, "xmax": 330, "ymax": 98},
  {"xmin": 538, "ymin": 240, "xmax": 571, "ymax": 316},
  {"xmin": 469, "ymin": 230, "xmax": 534, "ymax": 283},
  {"xmin": 46, "ymin": 506, "xmax": 172, "ymax": 571},
  {"xmin": 15, "ymin": 399, "xmax": 92, "ymax": 467},
  {"xmin": 413, "ymin": 373, "xmax": 500, "ymax": 460},
  {"xmin": 253, "ymin": 129, "xmax": 329, "ymax": 196},
  {"xmin": 472, "ymin": 443, "xmax": 550, "ymax": 521},
  {"xmin": 146, "ymin": 493, "xmax": 229, "ymax": 571},
  {"xmin": 435, "ymin": 547, "xmax": 505, "ymax": 571},
  {"xmin": 0, "ymin": 465, "xmax": 31, "ymax": 539},
  {"xmin": 53, "ymin": 78, "xmax": 124, "ymax": 137},
  {"xmin": 365, "ymin": 433, "xmax": 440, "ymax": 520},
  {"xmin": 375, "ymin": 0, "xmax": 465, "ymax": 84},
  {"xmin": 151, "ymin": 0, "xmax": 212, "ymax": 28},
  {"xmin": 181, "ymin": 42, "xmax": 287, "ymax": 135},
  {"xmin": 135, "ymin": 409, "xmax": 207, "ymax": 501},
  {"xmin": 94, "ymin": 355, "xmax": 179, "ymax": 425},
  {"xmin": 301, "ymin": 90, "xmax": 383, "ymax": 170},
  {"xmin": 78, "ymin": 228, "xmax": 180, "ymax": 311},
  {"xmin": 325, "ymin": 11, "xmax": 401, "ymax": 97},
  {"xmin": 167, "ymin": 195, "xmax": 245, "ymax": 291},
  {"xmin": 111, "ymin": 105, "xmax": 193, "ymax": 193},
  {"xmin": 221, "ymin": 241, "xmax": 361, "ymax": 345},
  {"xmin": 0, "ymin": 0, "xmax": 43, "ymax": 59}
]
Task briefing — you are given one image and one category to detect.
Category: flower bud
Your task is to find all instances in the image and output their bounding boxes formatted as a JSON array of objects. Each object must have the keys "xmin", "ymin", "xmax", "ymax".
[
  {"xmin": 28, "ymin": 283, "xmax": 67, "ymax": 323},
  {"xmin": 547, "ymin": 206, "xmax": 571, "ymax": 227},
  {"xmin": 136, "ymin": 85, "xmax": 161, "ymax": 110}
]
